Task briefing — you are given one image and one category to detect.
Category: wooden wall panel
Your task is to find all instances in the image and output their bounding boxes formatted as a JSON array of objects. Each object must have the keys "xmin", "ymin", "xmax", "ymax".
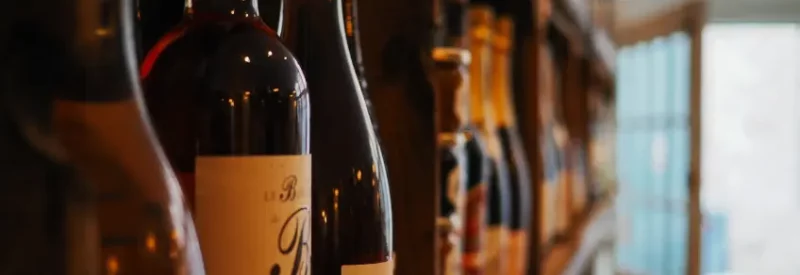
[{"xmin": 510, "ymin": 0, "xmax": 543, "ymax": 274}]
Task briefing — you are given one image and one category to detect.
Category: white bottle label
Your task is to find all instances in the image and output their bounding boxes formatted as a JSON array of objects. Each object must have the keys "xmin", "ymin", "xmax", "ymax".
[
  {"xmin": 195, "ymin": 155, "xmax": 311, "ymax": 275},
  {"xmin": 341, "ymin": 259, "xmax": 395, "ymax": 275}
]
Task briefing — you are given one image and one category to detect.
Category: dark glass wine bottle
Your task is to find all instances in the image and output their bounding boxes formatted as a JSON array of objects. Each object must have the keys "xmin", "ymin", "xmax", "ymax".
[
  {"xmin": 140, "ymin": 0, "xmax": 311, "ymax": 273},
  {"xmin": 431, "ymin": 47, "xmax": 471, "ymax": 275},
  {"xmin": 489, "ymin": 16, "xmax": 532, "ymax": 275},
  {"xmin": 0, "ymin": 0, "xmax": 204, "ymax": 274},
  {"xmin": 279, "ymin": 0, "xmax": 394, "ymax": 274},
  {"xmin": 467, "ymin": 5, "xmax": 512, "ymax": 275}
]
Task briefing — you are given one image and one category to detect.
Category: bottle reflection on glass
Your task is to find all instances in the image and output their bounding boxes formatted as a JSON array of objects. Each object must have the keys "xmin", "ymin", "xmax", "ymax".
[
  {"xmin": 279, "ymin": 0, "xmax": 394, "ymax": 274},
  {"xmin": 140, "ymin": 0, "xmax": 311, "ymax": 273},
  {"xmin": 0, "ymin": 0, "xmax": 204, "ymax": 274}
]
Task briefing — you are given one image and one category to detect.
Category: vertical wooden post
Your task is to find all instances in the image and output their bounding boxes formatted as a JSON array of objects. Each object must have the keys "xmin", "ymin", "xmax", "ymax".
[
  {"xmin": 510, "ymin": 0, "xmax": 542, "ymax": 273},
  {"xmin": 686, "ymin": 2, "xmax": 706, "ymax": 275}
]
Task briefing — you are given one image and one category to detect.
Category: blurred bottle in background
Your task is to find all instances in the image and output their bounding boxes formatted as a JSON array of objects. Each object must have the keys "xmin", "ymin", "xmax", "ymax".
[
  {"xmin": 489, "ymin": 10, "xmax": 533, "ymax": 275},
  {"xmin": 553, "ymin": 121, "xmax": 572, "ymax": 238},
  {"xmin": 432, "ymin": 0, "xmax": 472, "ymax": 274},
  {"xmin": 536, "ymin": 0, "xmax": 558, "ymax": 249},
  {"xmin": 468, "ymin": 4, "xmax": 513, "ymax": 275},
  {"xmin": 568, "ymin": 140, "xmax": 588, "ymax": 218},
  {"xmin": 432, "ymin": 47, "xmax": 471, "ymax": 275}
]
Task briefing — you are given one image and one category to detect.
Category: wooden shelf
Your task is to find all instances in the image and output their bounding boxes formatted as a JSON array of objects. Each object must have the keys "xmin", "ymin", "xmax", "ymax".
[{"xmin": 541, "ymin": 200, "xmax": 615, "ymax": 275}]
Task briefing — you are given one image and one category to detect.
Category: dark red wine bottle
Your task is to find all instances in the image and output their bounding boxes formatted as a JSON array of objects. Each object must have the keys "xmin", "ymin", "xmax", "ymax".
[
  {"xmin": 140, "ymin": 0, "xmax": 311, "ymax": 273},
  {"xmin": 279, "ymin": 0, "xmax": 394, "ymax": 274},
  {"xmin": 0, "ymin": 0, "xmax": 204, "ymax": 274}
]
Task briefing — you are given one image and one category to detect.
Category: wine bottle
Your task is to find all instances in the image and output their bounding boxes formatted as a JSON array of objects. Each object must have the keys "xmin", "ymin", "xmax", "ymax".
[
  {"xmin": 278, "ymin": 0, "xmax": 393, "ymax": 274},
  {"xmin": 553, "ymin": 121, "xmax": 571, "ymax": 237},
  {"xmin": 467, "ymin": 5, "xmax": 512, "ymax": 275},
  {"xmin": 432, "ymin": 1, "xmax": 487, "ymax": 274},
  {"xmin": 431, "ymin": 47, "xmax": 471, "ymax": 275},
  {"xmin": 140, "ymin": 0, "xmax": 311, "ymax": 273},
  {"xmin": 488, "ymin": 16, "xmax": 533, "ymax": 275},
  {"xmin": 1, "ymin": 0, "xmax": 204, "ymax": 274},
  {"xmin": 538, "ymin": 40, "xmax": 558, "ymax": 248}
]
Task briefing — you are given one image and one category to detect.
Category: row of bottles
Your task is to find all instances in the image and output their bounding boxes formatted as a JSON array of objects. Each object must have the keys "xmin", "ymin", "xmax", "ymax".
[
  {"xmin": 432, "ymin": 0, "xmax": 596, "ymax": 274},
  {"xmin": 432, "ymin": 0, "xmax": 530, "ymax": 274},
  {"xmin": 0, "ymin": 0, "xmax": 597, "ymax": 273},
  {"xmin": 1, "ymin": 0, "xmax": 391, "ymax": 274}
]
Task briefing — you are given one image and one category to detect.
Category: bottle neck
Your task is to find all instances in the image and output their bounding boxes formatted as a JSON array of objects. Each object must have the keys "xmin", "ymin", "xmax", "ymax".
[
  {"xmin": 186, "ymin": 0, "xmax": 259, "ymax": 18},
  {"xmin": 490, "ymin": 16, "xmax": 516, "ymax": 128},
  {"xmin": 279, "ymin": 0, "xmax": 350, "ymax": 58},
  {"xmin": 467, "ymin": 6, "xmax": 494, "ymax": 128},
  {"xmin": 433, "ymin": 47, "xmax": 472, "ymax": 132}
]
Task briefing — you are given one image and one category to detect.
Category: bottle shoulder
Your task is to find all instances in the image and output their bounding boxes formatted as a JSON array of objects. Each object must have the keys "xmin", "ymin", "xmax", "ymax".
[{"xmin": 141, "ymin": 18, "xmax": 307, "ymax": 97}]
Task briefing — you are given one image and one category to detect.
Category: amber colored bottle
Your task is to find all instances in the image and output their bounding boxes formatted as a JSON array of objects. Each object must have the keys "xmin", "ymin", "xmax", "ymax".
[
  {"xmin": 467, "ymin": 5, "xmax": 512, "ymax": 275},
  {"xmin": 489, "ymin": 16, "xmax": 533, "ymax": 275}
]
